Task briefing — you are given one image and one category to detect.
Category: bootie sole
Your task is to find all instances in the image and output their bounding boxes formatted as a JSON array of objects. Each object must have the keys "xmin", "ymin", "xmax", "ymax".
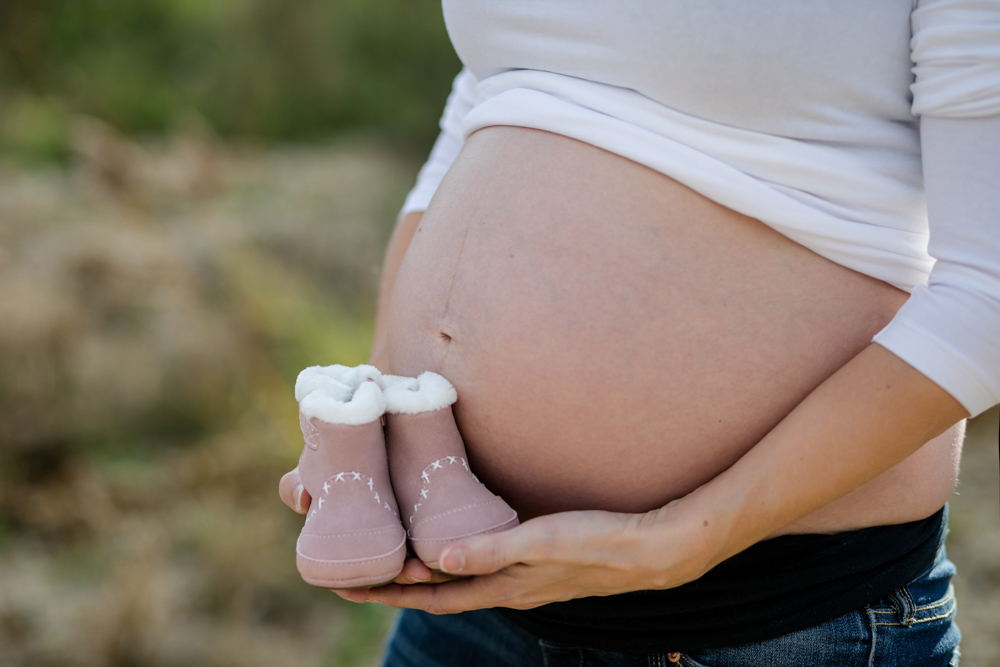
[{"xmin": 296, "ymin": 538, "xmax": 407, "ymax": 588}]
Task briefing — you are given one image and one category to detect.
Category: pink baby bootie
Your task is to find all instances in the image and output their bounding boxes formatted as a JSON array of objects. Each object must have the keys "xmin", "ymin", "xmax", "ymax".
[
  {"xmin": 381, "ymin": 371, "xmax": 518, "ymax": 569},
  {"xmin": 293, "ymin": 364, "xmax": 406, "ymax": 588}
]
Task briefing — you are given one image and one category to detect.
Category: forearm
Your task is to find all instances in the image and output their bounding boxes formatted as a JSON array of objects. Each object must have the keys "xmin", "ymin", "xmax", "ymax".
[
  {"xmin": 369, "ymin": 211, "xmax": 423, "ymax": 373},
  {"xmin": 666, "ymin": 342, "xmax": 969, "ymax": 576}
]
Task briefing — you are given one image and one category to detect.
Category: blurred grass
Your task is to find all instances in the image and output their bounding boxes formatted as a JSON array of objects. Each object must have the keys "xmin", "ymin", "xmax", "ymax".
[
  {"xmin": 0, "ymin": 5, "xmax": 438, "ymax": 666},
  {"xmin": 0, "ymin": 0, "xmax": 461, "ymax": 163},
  {"xmin": 0, "ymin": 5, "xmax": 437, "ymax": 656},
  {"xmin": 0, "ymin": 131, "xmax": 414, "ymax": 666}
]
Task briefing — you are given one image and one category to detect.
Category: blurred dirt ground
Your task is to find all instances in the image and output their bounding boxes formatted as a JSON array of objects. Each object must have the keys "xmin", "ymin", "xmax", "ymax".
[
  {"xmin": 0, "ymin": 125, "xmax": 409, "ymax": 667},
  {"xmin": 0, "ymin": 128, "xmax": 997, "ymax": 666}
]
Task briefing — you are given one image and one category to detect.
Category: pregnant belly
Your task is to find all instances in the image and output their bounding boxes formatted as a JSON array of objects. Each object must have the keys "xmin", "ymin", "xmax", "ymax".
[{"xmin": 387, "ymin": 127, "xmax": 960, "ymax": 526}]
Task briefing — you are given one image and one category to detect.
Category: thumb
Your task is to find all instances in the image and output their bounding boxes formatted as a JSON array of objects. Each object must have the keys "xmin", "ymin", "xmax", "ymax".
[
  {"xmin": 438, "ymin": 520, "xmax": 545, "ymax": 576},
  {"xmin": 278, "ymin": 468, "xmax": 311, "ymax": 513}
]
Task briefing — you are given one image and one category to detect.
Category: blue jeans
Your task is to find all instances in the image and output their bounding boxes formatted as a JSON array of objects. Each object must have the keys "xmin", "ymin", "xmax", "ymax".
[{"xmin": 380, "ymin": 546, "xmax": 960, "ymax": 667}]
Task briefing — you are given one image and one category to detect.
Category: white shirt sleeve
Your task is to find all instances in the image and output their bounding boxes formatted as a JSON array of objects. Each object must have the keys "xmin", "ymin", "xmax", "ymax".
[
  {"xmin": 400, "ymin": 68, "xmax": 479, "ymax": 217},
  {"xmin": 873, "ymin": 0, "xmax": 1000, "ymax": 417}
]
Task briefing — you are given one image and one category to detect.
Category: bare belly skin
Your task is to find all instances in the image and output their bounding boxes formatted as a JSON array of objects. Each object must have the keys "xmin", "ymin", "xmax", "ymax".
[{"xmin": 387, "ymin": 126, "xmax": 963, "ymax": 531}]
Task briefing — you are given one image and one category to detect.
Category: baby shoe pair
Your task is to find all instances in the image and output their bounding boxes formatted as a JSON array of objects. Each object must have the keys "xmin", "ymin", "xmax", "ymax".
[{"xmin": 290, "ymin": 364, "xmax": 518, "ymax": 589}]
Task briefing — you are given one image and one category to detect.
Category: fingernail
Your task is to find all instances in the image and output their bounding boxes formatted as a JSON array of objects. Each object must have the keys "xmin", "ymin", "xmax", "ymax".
[
  {"xmin": 441, "ymin": 548, "xmax": 465, "ymax": 574},
  {"xmin": 293, "ymin": 485, "xmax": 304, "ymax": 512},
  {"xmin": 409, "ymin": 573, "xmax": 431, "ymax": 583}
]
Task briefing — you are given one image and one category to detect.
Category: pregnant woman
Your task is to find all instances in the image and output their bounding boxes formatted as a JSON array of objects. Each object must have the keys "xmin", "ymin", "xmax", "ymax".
[{"xmin": 282, "ymin": 1, "xmax": 1000, "ymax": 665}]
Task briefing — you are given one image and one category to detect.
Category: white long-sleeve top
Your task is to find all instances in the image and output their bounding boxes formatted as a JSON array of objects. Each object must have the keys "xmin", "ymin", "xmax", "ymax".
[{"xmin": 400, "ymin": 0, "xmax": 1000, "ymax": 417}]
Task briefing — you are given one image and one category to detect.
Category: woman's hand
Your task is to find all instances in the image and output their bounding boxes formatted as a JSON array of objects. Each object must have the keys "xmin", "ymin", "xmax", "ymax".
[
  {"xmin": 282, "ymin": 462, "xmax": 726, "ymax": 611},
  {"xmin": 333, "ymin": 503, "xmax": 722, "ymax": 614}
]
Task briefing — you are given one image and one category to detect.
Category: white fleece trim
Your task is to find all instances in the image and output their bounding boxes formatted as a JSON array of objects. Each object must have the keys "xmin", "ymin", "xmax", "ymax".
[
  {"xmin": 334, "ymin": 364, "xmax": 383, "ymax": 390},
  {"xmin": 298, "ymin": 379, "xmax": 386, "ymax": 426},
  {"xmin": 295, "ymin": 364, "xmax": 384, "ymax": 401},
  {"xmin": 381, "ymin": 372, "xmax": 458, "ymax": 414},
  {"xmin": 295, "ymin": 366, "xmax": 352, "ymax": 403}
]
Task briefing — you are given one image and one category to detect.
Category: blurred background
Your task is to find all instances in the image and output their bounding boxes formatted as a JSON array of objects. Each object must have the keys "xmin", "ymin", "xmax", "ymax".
[{"xmin": 0, "ymin": 1, "xmax": 997, "ymax": 666}]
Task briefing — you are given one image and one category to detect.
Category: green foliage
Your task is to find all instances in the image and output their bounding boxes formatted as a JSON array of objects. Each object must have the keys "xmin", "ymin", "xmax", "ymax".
[{"xmin": 0, "ymin": 0, "xmax": 460, "ymax": 160}]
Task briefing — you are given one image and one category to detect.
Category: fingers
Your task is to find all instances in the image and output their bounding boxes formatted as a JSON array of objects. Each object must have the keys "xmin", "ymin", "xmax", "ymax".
[
  {"xmin": 364, "ymin": 579, "xmax": 489, "ymax": 613},
  {"xmin": 394, "ymin": 558, "xmax": 433, "ymax": 584},
  {"xmin": 393, "ymin": 558, "xmax": 463, "ymax": 584},
  {"xmin": 334, "ymin": 558, "xmax": 463, "ymax": 605},
  {"xmin": 369, "ymin": 558, "xmax": 464, "ymax": 589},
  {"xmin": 278, "ymin": 468, "xmax": 310, "ymax": 513},
  {"xmin": 331, "ymin": 511, "xmax": 644, "ymax": 614},
  {"xmin": 332, "ymin": 588, "xmax": 369, "ymax": 603},
  {"xmin": 364, "ymin": 568, "xmax": 539, "ymax": 614},
  {"xmin": 337, "ymin": 580, "xmax": 477, "ymax": 611}
]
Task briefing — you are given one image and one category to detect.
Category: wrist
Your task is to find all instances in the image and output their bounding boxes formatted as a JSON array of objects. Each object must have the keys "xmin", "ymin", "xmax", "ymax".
[{"xmin": 640, "ymin": 487, "xmax": 742, "ymax": 589}]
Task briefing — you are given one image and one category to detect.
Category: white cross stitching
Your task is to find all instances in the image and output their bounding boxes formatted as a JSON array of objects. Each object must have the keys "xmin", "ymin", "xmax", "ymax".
[
  {"xmin": 318, "ymin": 497, "xmax": 324, "ymax": 509},
  {"xmin": 410, "ymin": 457, "xmax": 484, "ymax": 520},
  {"xmin": 320, "ymin": 472, "xmax": 396, "ymax": 516}
]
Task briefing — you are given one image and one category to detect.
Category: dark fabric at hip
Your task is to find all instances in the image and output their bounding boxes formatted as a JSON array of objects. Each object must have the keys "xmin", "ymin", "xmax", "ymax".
[{"xmin": 497, "ymin": 505, "xmax": 947, "ymax": 653}]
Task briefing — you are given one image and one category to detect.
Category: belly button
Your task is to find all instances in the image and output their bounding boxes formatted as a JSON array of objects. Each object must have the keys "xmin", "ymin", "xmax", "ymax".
[{"xmin": 432, "ymin": 322, "xmax": 457, "ymax": 356}]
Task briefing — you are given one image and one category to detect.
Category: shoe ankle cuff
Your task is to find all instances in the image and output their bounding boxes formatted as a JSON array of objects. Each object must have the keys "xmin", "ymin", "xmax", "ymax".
[
  {"xmin": 295, "ymin": 364, "xmax": 383, "ymax": 402},
  {"xmin": 297, "ymin": 365, "xmax": 386, "ymax": 425},
  {"xmin": 381, "ymin": 372, "xmax": 458, "ymax": 414}
]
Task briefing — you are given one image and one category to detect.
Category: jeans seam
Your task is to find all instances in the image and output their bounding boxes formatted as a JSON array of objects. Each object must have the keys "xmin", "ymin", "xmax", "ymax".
[
  {"xmin": 866, "ymin": 606, "xmax": 879, "ymax": 667},
  {"xmin": 913, "ymin": 585, "xmax": 955, "ymax": 613},
  {"xmin": 887, "ymin": 589, "xmax": 914, "ymax": 626},
  {"xmin": 870, "ymin": 587, "xmax": 955, "ymax": 626},
  {"xmin": 870, "ymin": 596, "xmax": 956, "ymax": 626},
  {"xmin": 900, "ymin": 586, "xmax": 917, "ymax": 625}
]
